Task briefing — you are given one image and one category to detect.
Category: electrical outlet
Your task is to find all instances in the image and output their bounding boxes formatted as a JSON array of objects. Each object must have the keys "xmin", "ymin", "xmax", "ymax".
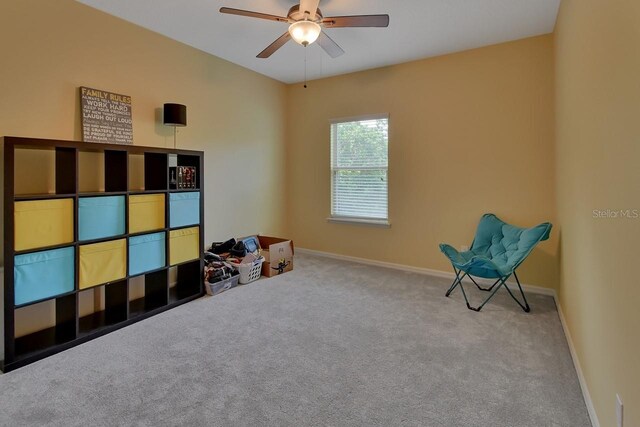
[{"xmin": 616, "ymin": 394, "xmax": 623, "ymax": 427}]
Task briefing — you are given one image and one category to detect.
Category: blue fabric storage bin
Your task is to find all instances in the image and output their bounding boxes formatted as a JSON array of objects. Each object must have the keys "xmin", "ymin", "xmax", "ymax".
[
  {"xmin": 14, "ymin": 247, "xmax": 75, "ymax": 306},
  {"xmin": 129, "ymin": 232, "xmax": 166, "ymax": 276},
  {"xmin": 169, "ymin": 192, "xmax": 200, "ymax": 228},
  {"xmin": 79, "ymin": 196, "xmax": 125, "ymax": 241}
]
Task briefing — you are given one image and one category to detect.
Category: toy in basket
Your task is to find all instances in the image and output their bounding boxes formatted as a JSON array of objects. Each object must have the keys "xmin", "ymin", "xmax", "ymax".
[{"xmin": 227, "ymin": 252, "xmax": 264, "ymax": 284}]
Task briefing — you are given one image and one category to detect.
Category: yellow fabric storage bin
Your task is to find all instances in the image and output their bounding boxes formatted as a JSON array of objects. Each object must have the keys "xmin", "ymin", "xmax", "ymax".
[
  {"xmin": 15, "ymin": 199, "xmax": 74, "ymax": 251},
  {"xmin": 169, "ymin": 227, "xmax": 199, "ymax": 265},
  {"xmin": 79, "ymin": 239, "xmax": 127, "ymax": 289},
  {"xmin": 129, "ymin": 194, "xmax": 165, "ymax": 233}
]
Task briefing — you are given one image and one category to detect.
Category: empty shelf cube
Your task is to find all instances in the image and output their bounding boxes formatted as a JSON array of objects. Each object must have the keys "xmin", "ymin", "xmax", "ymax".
[
  {"xmin": 14, "ymin": 199, "xmax": 74, "ymax": 251},
  {"xmin": 14, "ymin": 247, "xmax": 75, "ymax": 306},
  {"xmin": 79, "ymin": 239, "xmax": 127, "ymax": 289},
  {"xmin": 169, "ymin": 192, "xmax": 200, "ymax": 228},
  {"xmin": 129, "ymin": 232, "xmax": 166, "ymax": 276},
  {"xmin": 169, "ymin": 226, "xmax": 199, "ymax": 265},
  {"xmin": 129, "ymin": 194, "xmax": 165, "ymax": 234},
  {"xmin": 78, "ymin": 196, "xmax": 125, "ymax": 241}
]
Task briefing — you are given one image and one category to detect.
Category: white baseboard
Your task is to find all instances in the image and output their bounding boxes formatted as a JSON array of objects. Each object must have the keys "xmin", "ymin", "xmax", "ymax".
[
  {"xmin": 295, "ymin": 247, "xmax": 555, "ymax": 296},
  {"xmin": 296, "ymin": 247, "xmax": 599, "ymax": 426},
  {"xmin": 556, "ymin": 301, "xmax": 600, "ymax": 427}
]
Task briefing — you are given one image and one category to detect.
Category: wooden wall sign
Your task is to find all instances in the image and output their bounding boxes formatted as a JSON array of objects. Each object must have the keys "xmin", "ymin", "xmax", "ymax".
[{"xmin": 80, "ymin": 87, "xmax": 133, "ymax": 145}]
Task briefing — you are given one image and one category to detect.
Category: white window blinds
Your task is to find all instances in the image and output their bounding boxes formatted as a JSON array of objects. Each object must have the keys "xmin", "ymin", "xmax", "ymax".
[{"xmin": 330, "ymin": 115, "xmax": 389, "ymax": 222}]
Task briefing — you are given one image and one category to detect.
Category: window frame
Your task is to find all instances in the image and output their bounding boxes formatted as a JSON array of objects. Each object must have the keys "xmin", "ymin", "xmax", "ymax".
[{"xmin": 328, "ymin": 113, "xmax": 390, "ymax": 227}]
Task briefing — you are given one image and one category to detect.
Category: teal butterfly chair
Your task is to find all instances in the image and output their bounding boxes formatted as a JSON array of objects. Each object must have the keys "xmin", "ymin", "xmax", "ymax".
[{"xmin": 440, "ymin": 214, "xmax": 552, "ymax": 312}]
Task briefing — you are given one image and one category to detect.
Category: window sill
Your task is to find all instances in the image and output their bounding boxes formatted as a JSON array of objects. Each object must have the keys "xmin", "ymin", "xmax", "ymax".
[{"xmin": 326, "ymin": 217, "xmax": 391, "ymax": 228}]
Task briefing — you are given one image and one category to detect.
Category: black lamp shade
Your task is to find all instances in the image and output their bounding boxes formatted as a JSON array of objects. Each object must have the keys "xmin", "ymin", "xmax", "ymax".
[{"xmin": 163, "ymin": 103, "xmax": 187, "ymax": 127}]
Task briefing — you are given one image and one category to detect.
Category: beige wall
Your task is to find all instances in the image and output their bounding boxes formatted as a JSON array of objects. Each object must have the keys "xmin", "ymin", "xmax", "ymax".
[
  {"xmin": 555, "ymin": 0, "xmax": 640, "ymax": 426},
  {"xmin": 0, "ymin": 0, "xmax": 287, "ymax": 339},
  {"xmin": 286, "ymin": 35, "xmax": 558, "ymax": 289},
  {"xmin": 0, "ymin": 0, "xmax": 287, "ymax": 253}
]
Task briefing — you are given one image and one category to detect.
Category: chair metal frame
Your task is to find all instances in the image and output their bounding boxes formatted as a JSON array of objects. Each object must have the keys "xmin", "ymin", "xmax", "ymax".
[{"xmin": 445, "ymin": 267, "xmax": 530, "ymax": 312}]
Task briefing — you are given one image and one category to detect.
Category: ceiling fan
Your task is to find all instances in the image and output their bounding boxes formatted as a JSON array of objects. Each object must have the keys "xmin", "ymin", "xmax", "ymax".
[{"xmin": 220, "ymin": 0, "xmax": 390, "ymax": 59}]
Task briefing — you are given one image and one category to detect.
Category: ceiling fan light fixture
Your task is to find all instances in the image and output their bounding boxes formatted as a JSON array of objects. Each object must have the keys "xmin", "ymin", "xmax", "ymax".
[{"xmin": 288, "ymin": 20, "xmax": 321, "ymax": 46}]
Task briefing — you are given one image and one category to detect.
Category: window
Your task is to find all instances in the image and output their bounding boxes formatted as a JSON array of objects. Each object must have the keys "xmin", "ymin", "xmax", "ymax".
[{"xmin": 330, "ymin": 115, "xmax": 389, "ymax": 225}]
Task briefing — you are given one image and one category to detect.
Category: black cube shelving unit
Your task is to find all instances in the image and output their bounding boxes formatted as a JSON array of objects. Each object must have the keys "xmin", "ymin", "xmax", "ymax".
[{"xmin": 1, "ymin": 136, "xmax": 205, "ymax": 372}]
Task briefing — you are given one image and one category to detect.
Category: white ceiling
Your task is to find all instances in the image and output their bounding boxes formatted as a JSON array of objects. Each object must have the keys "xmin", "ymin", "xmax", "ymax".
[{"xmin": 77, "ymin": 0, "xmax": 560, "ymax": 84}]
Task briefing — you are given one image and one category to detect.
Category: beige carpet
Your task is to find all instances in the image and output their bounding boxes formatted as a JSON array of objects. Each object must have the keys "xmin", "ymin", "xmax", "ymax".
[{"xmin": 0, "ymin": 253, "xmax": 590, "ymax": 426}]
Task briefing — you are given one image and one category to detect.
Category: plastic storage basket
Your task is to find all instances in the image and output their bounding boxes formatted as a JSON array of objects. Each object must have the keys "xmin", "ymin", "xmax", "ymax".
[
  {"xmin": 205, "ymin": 272, "xmax": 240, "ymax": 296},
  {"xmin": 232, "ymin": 257, "xmax": 264, "ymax": 284}
]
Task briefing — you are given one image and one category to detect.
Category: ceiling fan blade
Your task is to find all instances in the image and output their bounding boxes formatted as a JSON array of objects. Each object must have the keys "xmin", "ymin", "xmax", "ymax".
[
  {"xmin": 257, "ymin": 32, "xmax": 292, "ymax": 58},
  {"xmin": 299, "ymin": 0, "xmax": 320, "ymax": 19},
  {"xmin": 219, "ymin": 7, "xmax": 288, "ymax": 23},
  {"xmin": 322, "ymin": 15, "xmax": 390, "ymax": 28},
  {"xmin": 317, "ymin": 31, "xmax": 345, "ymax": 58}
]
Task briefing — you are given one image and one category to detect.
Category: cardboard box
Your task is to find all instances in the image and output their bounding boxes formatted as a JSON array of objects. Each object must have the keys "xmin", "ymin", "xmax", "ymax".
[{"xmin": 258, "ymin": 236, "xmax": 294, "ymax": 277}]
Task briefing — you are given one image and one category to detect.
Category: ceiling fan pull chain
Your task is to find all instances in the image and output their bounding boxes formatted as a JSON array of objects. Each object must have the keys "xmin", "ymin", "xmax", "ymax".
[{"xmin": 304, "ymin": 47, "xmax": 308, "ymax": 89}]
